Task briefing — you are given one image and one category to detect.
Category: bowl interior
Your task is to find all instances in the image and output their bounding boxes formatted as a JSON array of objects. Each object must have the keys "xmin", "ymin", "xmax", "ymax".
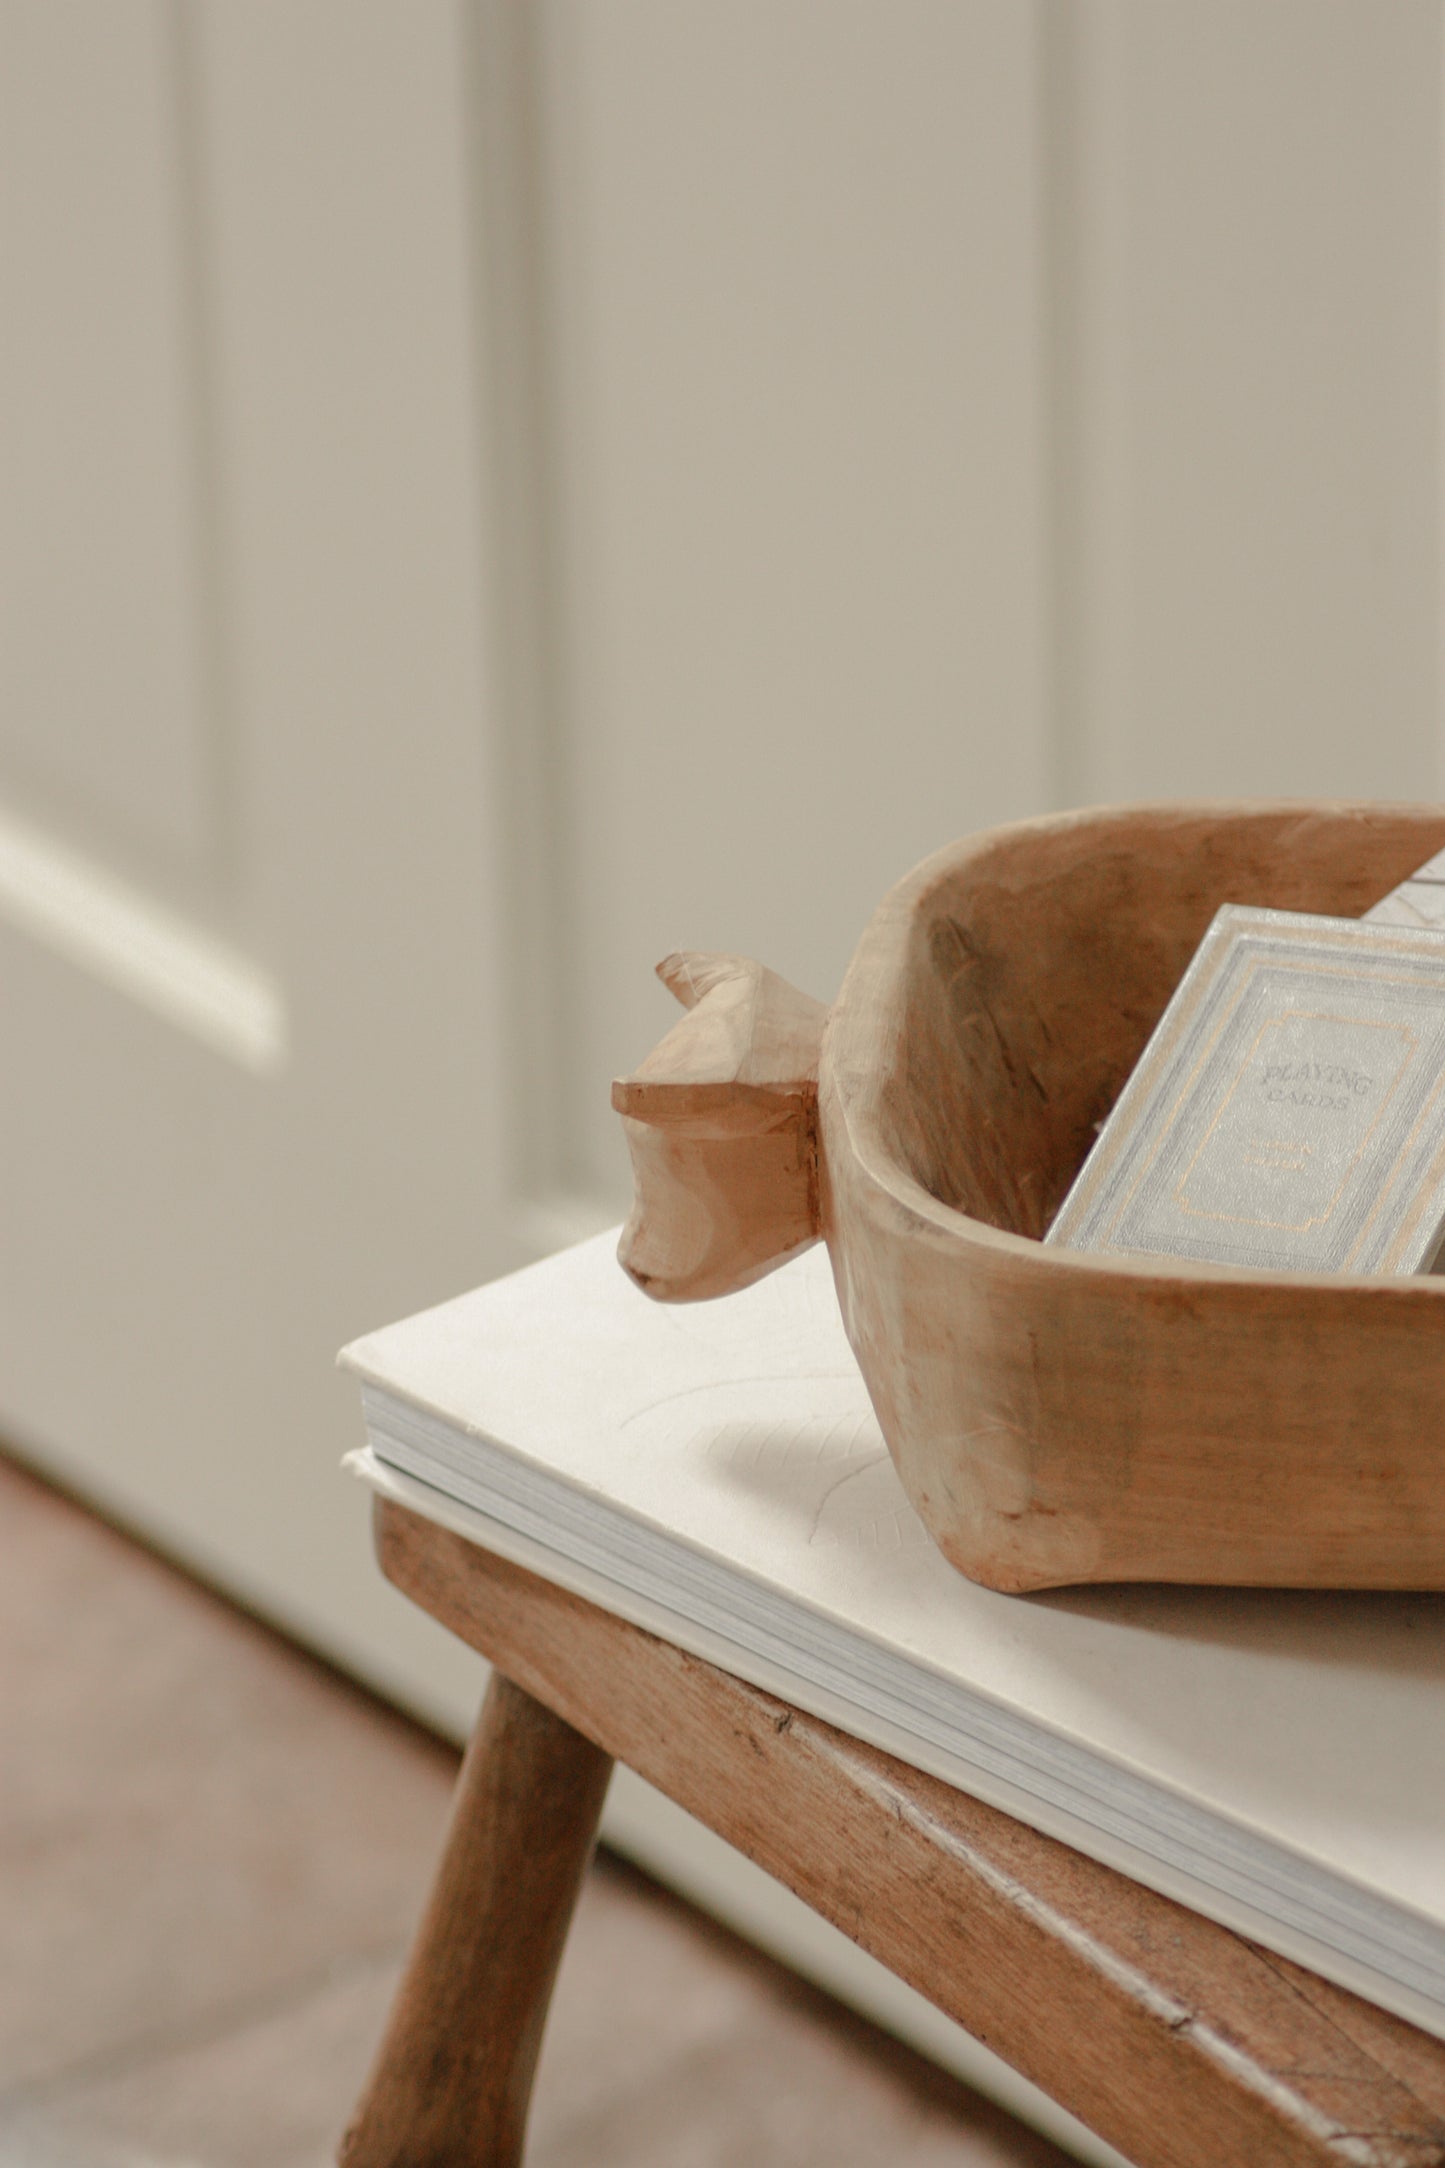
[{"xmin": 880, "ymin": 805, "xmax": 1445, "ymax": 1242}]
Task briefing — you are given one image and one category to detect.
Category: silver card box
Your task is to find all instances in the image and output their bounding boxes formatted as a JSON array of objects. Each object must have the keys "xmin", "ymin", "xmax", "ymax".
[
  {"xmin": 1364, "ymin": 844, "xmax": 1445, "ymax": 933},
  {"xmin": 1046, "ymin": 907, "xmax": 1445, "ymax": 1274}
]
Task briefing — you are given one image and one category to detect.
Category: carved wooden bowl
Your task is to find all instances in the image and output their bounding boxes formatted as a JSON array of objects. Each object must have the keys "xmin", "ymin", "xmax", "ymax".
[{"xmin": 613, "ymin": 802, "xmax": 1445, "ymax": 1592}]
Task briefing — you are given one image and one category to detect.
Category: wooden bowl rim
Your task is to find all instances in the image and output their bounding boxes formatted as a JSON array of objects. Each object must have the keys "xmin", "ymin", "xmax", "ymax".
[{"xmin": 821, "ymin": 797, "xmax": 1445, "ymax": 1301}]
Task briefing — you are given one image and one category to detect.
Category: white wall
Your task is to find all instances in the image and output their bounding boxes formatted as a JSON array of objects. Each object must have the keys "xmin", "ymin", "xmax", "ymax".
[{"xmin": 484, "ymin": 0, "xmax": 1443, "ymax": 1231}]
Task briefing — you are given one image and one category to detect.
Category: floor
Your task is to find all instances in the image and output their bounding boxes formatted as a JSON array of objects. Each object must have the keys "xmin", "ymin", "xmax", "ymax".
[{"xmin": 0, "ymin": 1453, "xmax": 1076, "ymax": 2168}]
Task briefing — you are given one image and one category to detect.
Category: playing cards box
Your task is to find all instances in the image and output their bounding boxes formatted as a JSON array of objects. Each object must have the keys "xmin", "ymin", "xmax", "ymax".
[{"xmin": 1046, "ymin": 906, "xmax": 1445, "ymax": 1273}]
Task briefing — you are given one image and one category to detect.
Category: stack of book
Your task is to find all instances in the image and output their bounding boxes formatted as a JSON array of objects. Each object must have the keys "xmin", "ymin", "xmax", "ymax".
[{"xmin": 343, "ymin": 1226, "xmax": 1445, "ymax": 2047}]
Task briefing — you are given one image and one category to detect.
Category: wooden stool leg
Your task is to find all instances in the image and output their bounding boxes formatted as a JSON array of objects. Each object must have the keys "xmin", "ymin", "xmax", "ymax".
[{"xmin": 339, "ymin": 1670, "xmax": 613, "ymax": 2168}]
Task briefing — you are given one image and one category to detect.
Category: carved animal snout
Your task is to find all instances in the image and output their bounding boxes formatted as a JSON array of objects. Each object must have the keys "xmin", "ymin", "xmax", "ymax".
[{"xmin": 611, "ymin": 953, "xmax": 828, "ymax": 1301}]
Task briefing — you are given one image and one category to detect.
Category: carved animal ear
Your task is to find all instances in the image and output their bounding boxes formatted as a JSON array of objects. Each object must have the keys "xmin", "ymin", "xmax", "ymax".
[{"xmin": 611, "ymin": 953, "xmax": 828, "ymax": 1299}]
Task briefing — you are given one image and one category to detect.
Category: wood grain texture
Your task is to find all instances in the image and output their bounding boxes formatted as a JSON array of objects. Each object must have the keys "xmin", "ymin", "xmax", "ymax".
[
  {"xmin": 613, "ymin": 951, "xmax": 826, "ymax": 1299},
  {"xmin": 619, "ymin": 802, "xmax": 1445, "ymax": 1590},
  {"xmin": 338, "ymin": 1667, "xmax": 612, "ymax": 2168},
  {"xmin": 376, "ymin": 1498, "xmax": 1445, "ymax": 2168}
]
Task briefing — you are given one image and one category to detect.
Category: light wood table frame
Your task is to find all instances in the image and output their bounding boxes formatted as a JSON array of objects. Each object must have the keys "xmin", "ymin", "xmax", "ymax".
[{"xmin": 339, "ymin": 1499, "xmax": 1445, "ymax": 2168}]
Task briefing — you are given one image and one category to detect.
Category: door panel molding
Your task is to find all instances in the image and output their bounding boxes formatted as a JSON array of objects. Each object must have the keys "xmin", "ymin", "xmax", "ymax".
[
  {"xmin": 0, "ymin": 0, "xmax": 233, "ymax": 889},
  {"xmin": 0, "ymin": 800, "xmax": 285, "ymax": 1073}
]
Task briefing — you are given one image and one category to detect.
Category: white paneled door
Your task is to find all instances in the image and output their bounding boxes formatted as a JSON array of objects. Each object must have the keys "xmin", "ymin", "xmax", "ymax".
[
  {"xmin": 0, "ymin": 0, "xmax": 522, "ymax": 1721},
  {"xmin": 2, "ymin": 4, "xmax": 1439, "ymax": 2156}
]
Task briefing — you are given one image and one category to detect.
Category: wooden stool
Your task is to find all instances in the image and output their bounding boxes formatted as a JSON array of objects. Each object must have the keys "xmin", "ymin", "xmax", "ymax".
[{"xmin": 338, "ymin": 1499, "xmax": 1445, "ymax": 2168}]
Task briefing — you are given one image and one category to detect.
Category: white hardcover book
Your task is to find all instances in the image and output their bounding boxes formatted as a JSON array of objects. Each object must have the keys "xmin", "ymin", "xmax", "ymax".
[{"xmin": 341, "ymin": 1230, "xmax": 1445, "ymax": 2045}]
